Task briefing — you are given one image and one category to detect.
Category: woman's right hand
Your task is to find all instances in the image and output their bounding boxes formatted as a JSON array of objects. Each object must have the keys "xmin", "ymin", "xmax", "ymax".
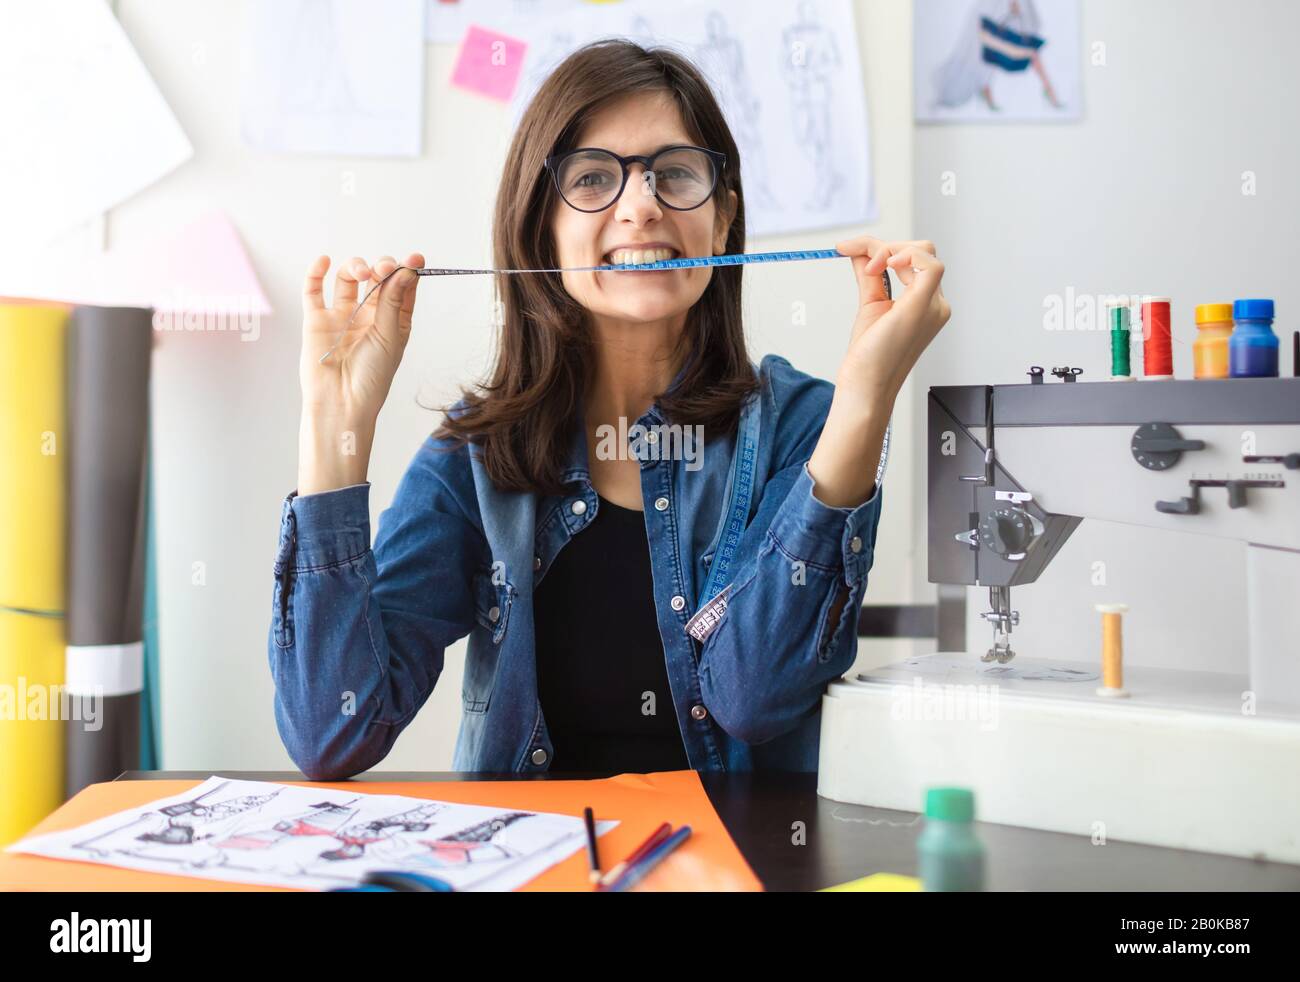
[
  {"xmin": 296, "ymin": 253, "xmax": 423, "ymax": 495},
  {"xmin": 300, "ymin": 252, "xmax": 424, "ymax": 425}
]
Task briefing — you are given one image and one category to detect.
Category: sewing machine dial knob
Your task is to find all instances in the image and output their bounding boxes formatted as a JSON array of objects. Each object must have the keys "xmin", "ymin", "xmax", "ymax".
[{"xmin": 979, "ymin": 506, "xmax": 1039, "ymax": 559}]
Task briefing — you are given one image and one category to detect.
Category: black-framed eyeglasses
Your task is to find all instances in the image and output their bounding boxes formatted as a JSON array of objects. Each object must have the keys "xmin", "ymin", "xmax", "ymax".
[{"xmin": 543, "ymin": 145, "xmax": 726, "ymax": 213}]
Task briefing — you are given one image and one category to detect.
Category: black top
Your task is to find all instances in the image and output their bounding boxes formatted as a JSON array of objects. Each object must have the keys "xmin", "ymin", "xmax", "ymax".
[{"xmin": 533, "ymin": 495, "xmax": 691, "ymax": 773}]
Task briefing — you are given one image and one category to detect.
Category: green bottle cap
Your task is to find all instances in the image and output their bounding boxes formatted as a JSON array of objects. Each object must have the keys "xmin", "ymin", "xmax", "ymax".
[{"xmin": 924, "ymin": 787, "xmax": 975, "ymax": 822}]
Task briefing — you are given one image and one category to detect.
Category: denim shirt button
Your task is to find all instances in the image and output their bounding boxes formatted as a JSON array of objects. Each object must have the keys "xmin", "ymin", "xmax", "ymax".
[
  {"xmin": 570, "ymin": 499, "xmax": 587, "ymax": 516},
  {"xmin": 670, "ymin": 595, "xmax": 686, "ymax": 611},
  {"xmin": 644, "ymin": 430, "xmax": 658, "ymax": 444},
  {"xmin": 690, "ymin": 704, "xmax": 708, "ymax": 721},
  {"xmin": 850, "ymin": 535, "xmax": 863, "ymax": 554},
  {"xmin": 533, "ymin": 555, "xmax": 542, "ymax": 571},
  {"xmin": 530, "ymin": 748, "xmax": 548, "ymax": 765},
  {"xmin": 654, "ymin": 496, "xmax": 669, "ymax": 511},
  {"xmin": 488, "ymin": 606, "xmax": 500, "ymax": 623}
]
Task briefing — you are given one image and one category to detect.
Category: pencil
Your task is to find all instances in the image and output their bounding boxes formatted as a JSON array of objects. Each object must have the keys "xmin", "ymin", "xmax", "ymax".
[
  {"xmin": 604, "ymin": 825, "xmax": 692, "ymax": 893},
  {"xmin": 583, "ymin": 806, "xmax": 601, "ymax": 884},
  {"xmin": 597, "ymin": 822, "xmax": 673, "ymax": 888}
]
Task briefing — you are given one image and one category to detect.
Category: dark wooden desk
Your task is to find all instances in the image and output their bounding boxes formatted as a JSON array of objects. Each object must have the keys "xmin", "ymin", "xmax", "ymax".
[{"xmin": 118, "ymin": 771, "xmax": 1300, "ymax": 891}]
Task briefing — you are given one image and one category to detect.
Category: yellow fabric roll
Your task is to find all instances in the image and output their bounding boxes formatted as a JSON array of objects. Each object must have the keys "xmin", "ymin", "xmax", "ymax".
[
  {"xmin": 0, "ymin": 303, "xmax": 67, "ymax": 846},
  {"xmin": 0, "ymin": 616, "xmax": 66, "ymax": 846}
]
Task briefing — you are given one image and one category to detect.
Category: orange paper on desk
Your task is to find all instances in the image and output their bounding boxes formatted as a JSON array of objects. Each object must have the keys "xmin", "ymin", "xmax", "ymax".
[{"xmin": 0, "ymin": 770, "xmax": 761, "ymax": 892}]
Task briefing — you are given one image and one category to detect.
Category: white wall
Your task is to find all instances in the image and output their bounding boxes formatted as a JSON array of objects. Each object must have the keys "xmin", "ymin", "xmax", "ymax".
[
  {"xmin": 104, "ymin": 0, "xmax": 915, "ymax": 771},
  {"xmin": 912, "ymin": 0, "xmax": 1300, "ymax": 672}
]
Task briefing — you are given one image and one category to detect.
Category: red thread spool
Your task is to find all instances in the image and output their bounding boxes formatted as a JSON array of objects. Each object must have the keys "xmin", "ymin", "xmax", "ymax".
[{"xmin": 1142, "ymin": 297, "xmax": 1174, "ymax": 378}]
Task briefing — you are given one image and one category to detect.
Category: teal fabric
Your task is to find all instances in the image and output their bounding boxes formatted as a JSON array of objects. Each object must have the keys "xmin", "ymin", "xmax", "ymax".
[{"xmin": 139, "ymin": 447, "xmax": 160, "ymax": 770}]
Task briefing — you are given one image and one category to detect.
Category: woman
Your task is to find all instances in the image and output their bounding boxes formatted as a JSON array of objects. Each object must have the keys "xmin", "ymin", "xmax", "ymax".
[{"xmin": 270, "ymin": 40, "xmax": 949, "ymax": 780}]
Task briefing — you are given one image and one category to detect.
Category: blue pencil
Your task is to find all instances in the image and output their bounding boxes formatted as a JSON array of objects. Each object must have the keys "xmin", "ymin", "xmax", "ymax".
[{"xmin": 603, "ymin": 825, "xmax": 693, "ymax": 893}]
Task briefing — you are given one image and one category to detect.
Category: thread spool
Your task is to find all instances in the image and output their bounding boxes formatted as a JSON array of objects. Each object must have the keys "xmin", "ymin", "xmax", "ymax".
[
  {"xmin": 1141, "ymin": 297, "xmax": 1174, "ymax": 379},
  {"xmin": 1107, "ymin": 302, "xmax": 1133, "ymax": 380},
  {"xmin": 1094, "ymin": 603, "xmax": 1130, "ymax": 698}
]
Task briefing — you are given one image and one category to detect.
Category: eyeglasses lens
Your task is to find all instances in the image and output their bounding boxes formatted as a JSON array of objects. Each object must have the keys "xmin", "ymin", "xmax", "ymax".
[{"xmin": 555, "ymin": 148, "xmax": 716, "ymax": 211}]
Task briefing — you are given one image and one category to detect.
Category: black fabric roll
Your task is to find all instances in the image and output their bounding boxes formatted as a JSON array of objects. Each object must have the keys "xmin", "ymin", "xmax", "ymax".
[{"xmin": 65, "ymin": 305, "xmax": 153, "ymax": 796}]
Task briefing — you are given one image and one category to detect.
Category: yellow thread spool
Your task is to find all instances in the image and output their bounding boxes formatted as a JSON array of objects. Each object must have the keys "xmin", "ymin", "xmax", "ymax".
[{"xmin": 1094, "ymin": 603, "xmax": 1129, "ymax": 698}]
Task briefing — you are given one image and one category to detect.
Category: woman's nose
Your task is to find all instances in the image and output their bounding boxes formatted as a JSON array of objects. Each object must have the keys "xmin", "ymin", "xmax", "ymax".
[{"xmin": 613, "ymin": 164, "xmax": 663, "ymax": 221}]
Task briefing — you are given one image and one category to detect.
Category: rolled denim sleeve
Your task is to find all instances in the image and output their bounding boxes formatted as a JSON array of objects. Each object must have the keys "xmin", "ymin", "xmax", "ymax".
[
  {"xmin": 768, "ymin": 462, "xmax": 882, "ymax": 589},
  {"xmin": 698, "ymin": 457, "xmax": 883, "ymax": 747},
  {"xmin": 267, "ymin": 438, "xmax": 481, "ymax": 781}
]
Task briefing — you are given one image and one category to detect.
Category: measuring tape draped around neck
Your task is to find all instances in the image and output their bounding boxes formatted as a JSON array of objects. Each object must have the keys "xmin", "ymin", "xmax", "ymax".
[{"xmin": 319, "ymin": 248, "xmax": 877, "ymax": 363}]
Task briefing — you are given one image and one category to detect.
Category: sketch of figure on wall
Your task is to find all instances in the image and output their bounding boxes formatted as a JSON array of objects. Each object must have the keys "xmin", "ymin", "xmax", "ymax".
[
  {"xmin": 520, "ymin": 31, "xmax": 579, "ymax": 111},
  {"xmin": 282, "ymin": 0, "xmax": 364, "ymax": 115},
  {"xmin": 781, "ymin": 0, "xmax": 843, "ymax": 211},
  {"xmin": 933, "ymin": 0, "xmax": 1064, "ymax": 113},
  {"xmin": 694, "ymin": 10, "xmax": 780, "ymax": 212},
  {"xmin": 627, "ymin": 14, "xmax": 656, "ymax": 46}
]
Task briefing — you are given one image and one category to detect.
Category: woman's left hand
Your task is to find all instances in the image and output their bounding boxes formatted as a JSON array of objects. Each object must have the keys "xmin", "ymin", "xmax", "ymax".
[
  {"xmin": 804, "ymin": 236, "xmax": 951, "ymax": 508},
  {"xmin": 832, "ymin": 235, "xmax": 952, "ymax": 409}
]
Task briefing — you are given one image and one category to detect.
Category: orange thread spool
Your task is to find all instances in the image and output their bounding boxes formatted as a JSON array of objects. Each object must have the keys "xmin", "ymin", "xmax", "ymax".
[{"xmin": 1095, "ymin": 603, "xmax": 1130, "ymax": 698}]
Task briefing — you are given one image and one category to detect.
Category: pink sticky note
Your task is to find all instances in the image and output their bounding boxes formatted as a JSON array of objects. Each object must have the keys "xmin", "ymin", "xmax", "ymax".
[{"xmin": 450, "ymin": 25, "xmax": 527, "ymax": 102}]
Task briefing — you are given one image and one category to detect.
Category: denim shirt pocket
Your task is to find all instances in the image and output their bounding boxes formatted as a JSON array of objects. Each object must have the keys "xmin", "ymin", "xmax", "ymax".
[{"xmin": 462, "ymin": 567, "xmax": 515, "ymax": 714}]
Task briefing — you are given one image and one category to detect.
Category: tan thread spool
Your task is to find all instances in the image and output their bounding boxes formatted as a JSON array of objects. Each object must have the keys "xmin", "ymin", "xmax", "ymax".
[{"xmin": 1095, "ymin": 603, "xmax": 1130, "ymax": 697}]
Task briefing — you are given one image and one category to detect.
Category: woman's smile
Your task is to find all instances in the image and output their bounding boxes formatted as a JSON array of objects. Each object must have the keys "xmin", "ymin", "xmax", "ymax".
[{"xmin": 602, "ymin": 244, "xmax": 681, "ymax": 265}]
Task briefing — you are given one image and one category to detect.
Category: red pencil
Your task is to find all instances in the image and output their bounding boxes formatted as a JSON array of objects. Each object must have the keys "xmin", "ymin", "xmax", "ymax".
[{"xmin": 596, "ymin": 823, "xmax": 672, "ymax": 889}]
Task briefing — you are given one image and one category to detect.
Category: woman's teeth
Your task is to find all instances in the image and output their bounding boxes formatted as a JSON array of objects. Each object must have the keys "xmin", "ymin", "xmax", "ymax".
[{"xmin": 605, "ymin": 248, "xmax": 678, "ymax": 266}]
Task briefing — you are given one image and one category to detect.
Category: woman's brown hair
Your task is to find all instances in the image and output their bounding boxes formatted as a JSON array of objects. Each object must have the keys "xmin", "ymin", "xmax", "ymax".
[{"xmin": 432, "ymin": 38, "xmax": 757, "ymax": 495}]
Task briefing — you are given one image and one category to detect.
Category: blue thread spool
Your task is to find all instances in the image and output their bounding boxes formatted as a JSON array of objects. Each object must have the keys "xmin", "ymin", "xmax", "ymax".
[{"xmin": 1229, "ymin": 299, "xmax": 1279, "ymax": 378}]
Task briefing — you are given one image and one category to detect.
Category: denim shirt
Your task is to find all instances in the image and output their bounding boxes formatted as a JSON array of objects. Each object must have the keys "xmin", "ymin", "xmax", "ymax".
[{"xmin": 268, "ymin": 354, "xmax": 885, "ymax": 780}]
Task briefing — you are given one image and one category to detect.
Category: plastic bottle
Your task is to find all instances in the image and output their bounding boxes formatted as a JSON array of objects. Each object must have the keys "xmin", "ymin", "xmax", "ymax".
[
  {"xmin": 917, "ymin": 787, "xmax": 985, "ymax": 891},
  {"xmin": 1229, "ymin": 299, "xmax": 1279, "ymax": 378},
  {"xmin": 1192, "ymin": 303, "xmax": 1233, "ymax": 379}
]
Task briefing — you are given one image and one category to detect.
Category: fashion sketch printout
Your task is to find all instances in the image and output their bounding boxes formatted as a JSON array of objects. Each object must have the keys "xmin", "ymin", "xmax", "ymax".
[
  {"xmin": 241, "ymin": 0, "xmax": 425, "ymax": 156},
  {"xmin": 915, "ymin": 0, "xmax": 1081, "ymax": 122},
  {"xmin": 506, "ymin": 0, "xmax": 877, "ymax": 236},
  {"xmin": 6, "ymin": 778, "xmax": 617, "ymax": 891}
]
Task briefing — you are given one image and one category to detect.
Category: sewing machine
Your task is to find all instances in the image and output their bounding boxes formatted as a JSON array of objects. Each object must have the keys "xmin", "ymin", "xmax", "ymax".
[{"xmin": 819, "ymin": 372, "xmax": 1300, "ymax": 864}]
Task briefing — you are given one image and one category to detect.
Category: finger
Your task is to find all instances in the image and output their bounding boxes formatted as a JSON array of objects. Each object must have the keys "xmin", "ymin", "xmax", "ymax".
[
  {"xmin": 889, "ymin": 248, "xmax": 946, "ymax": 309},
  {"xmin": 332, "ymin": 256, "xmax": 372, "ymax": 312},
  {"xmin": 848, "ymin": 254, "xmax": 891, "ymax": 307},
  {"xmin": 399, "ymin": 252, "xmax": 425, "ymax": 319},
  {"xmin": 880, "ymin": 240, "xmax": 940, "ymax": 285},
  {"xmin": 871, "ymin": 239, "xmax": 937, "ymax": 279},
  {"xmin": 834, "ymin": 233, "xmax": 888, "ymax": 263},
  {"xmin": 302, "ymin": 255, "xmax": 330, "ymax": 314},
  {"xmin": 838, "ymin": 236, "xmax": 917, "ymax": 278},
  {"xmin": 371, "ymin": 265, "xmax": 420, "ymax": 352},
  {"xmin": 361, "ymin": 256, "xmax": 400, "ymax": 312},
  {"xmin": 886, "ymin": 251, "xmax": 917, "ymax": 288},
  {"xmin": 379, "ymin": 265, "xmax": 419, "ymax": 318}
]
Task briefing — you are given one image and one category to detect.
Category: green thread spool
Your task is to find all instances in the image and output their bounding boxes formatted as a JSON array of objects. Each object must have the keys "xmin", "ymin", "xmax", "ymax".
[{"xmin": 1108, "ymin": 303, "xmax": 1132, "ymax": 379}]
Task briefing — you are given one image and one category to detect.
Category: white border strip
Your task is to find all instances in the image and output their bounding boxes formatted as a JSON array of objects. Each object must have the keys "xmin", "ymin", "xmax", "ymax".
[{"xmin": 65, "ymin": 642, "xmax": 144, "ymax": 696}]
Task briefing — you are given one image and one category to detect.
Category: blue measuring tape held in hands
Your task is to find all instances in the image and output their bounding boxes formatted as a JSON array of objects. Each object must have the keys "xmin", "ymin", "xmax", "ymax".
[
  {"xmin": 415, "ymin": 247, "xmax": 843, "ymax": 277},
  {"xmin": 319, "ymin": 248, "xmax": 884, "ymax": 363}
]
